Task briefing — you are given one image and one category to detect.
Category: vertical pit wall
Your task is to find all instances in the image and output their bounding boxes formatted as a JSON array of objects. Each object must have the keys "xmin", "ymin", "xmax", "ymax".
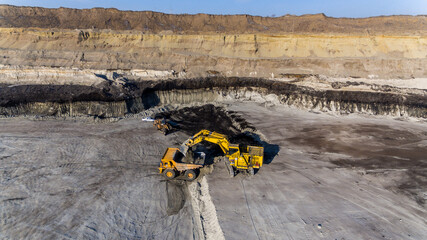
[
  {"xmin": 0, "ymin": 27, "xmax": 425, "ymax": 79},
  {"xmin": 0, "ymin": 78, "xmax": 426, "ymax": 119}
]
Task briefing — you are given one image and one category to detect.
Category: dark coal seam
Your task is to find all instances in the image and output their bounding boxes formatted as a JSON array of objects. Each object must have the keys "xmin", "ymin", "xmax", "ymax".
[
  {"xmin": 141, "ymin": 77, "xmax": 427, "ymax": 110},
  {"xmin": 0, "ymin": 77, "xmax": 425, "ymax": 117}
]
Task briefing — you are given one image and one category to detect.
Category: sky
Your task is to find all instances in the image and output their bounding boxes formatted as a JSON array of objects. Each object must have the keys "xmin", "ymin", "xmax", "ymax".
[{"xmin": 0, "ymin": 0, "xmax": 426, "ymax": 18}]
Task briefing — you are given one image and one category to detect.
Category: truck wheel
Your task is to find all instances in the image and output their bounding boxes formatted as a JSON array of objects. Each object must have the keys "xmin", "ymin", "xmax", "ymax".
[
  {"xmin": 185, "ymin": 169, "xmax": 197, "ymax": 181},
  {"xmin": 164, "ymin": 169, "xmax": 176, "ymax": 179}
]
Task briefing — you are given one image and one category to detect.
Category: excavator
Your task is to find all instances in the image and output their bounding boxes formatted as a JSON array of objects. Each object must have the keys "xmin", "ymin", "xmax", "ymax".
[{"xmin": 158, "ymin": 130, "xmax": 264, "ymax": 180}]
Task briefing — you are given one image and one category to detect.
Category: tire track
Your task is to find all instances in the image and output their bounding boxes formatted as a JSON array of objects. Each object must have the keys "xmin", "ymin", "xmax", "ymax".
[{"xmin": 188, "ymin": 177, "xmax": 225, "ymax": 240}]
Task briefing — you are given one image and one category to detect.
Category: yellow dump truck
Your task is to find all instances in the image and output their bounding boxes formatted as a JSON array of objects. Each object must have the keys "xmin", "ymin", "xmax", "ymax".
[{"xmin": 158, "ymin": 147, "xmax": 203, "ymax": 181}]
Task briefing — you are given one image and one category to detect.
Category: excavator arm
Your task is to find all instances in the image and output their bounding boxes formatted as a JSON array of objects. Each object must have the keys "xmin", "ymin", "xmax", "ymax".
[{"xmin": 182, "ymin": 130, "xmax": 231, "ymax": 154}]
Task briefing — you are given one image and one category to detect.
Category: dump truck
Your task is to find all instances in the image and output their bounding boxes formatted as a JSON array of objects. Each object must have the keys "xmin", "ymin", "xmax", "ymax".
[
  {"xmin": 158, "ymin": 147, "xmax": 203, "ymax": 181},
  {"xmin": 182, "ymin": 130, "xmax": 264, "ymax": 176}
]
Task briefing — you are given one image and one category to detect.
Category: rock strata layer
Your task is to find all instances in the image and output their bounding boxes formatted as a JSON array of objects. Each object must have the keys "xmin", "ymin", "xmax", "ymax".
[{"xmin": 0, "ymin": 5, "xmax": 426, "ymax": 79}]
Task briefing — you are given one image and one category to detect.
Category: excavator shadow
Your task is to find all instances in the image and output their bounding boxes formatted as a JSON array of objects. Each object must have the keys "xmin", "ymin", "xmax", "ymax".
[{"xmin": 261, "ymin": 143, "xmax": 280, "ymax": 165}]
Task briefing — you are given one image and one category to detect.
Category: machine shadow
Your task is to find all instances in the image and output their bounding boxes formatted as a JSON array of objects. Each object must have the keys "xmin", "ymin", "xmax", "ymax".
[{"xmin": 262, "ymin": 143, "xmax": 280, "ymax": 165}]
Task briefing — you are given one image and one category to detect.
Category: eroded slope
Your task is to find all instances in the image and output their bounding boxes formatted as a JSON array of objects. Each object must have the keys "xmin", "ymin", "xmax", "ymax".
[{"xmin": 0, "ymin": 5, "xmax": 426, "ymax": 79}]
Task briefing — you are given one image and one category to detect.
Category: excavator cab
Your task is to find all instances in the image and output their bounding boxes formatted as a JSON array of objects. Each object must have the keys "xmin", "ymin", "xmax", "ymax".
[{"xmin": 228, "ymin": 144, "xmax": 240, "ymax": 158}]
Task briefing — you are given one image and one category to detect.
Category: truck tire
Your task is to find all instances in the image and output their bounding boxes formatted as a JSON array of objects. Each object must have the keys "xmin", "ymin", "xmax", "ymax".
[
  {"xmin": 185, "ymin": 169, "xmax": 197, "ymax": 181},
  {"xmin": 164, "ymin": 169, "xmax": 176, "ymax": 179}
]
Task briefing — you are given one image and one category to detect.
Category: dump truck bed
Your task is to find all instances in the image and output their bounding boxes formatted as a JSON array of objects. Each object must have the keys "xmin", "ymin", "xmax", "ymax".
[
  {"xmin": 159, "ymin": 148, "xmax": 203, "ymax": 173},
  {"xmin": 162, "ymin": 148, "xmax": 180, "ymax": 161},
  {"xmin": 174, "ymin": 162, "xmax": 203, "ymax": 171}
]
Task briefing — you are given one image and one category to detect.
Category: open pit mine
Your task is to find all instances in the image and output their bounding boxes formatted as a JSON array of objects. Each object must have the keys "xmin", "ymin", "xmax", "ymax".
[{"xmin": 0, "ymin": 5, "xmax": 426, "ymax": 240}]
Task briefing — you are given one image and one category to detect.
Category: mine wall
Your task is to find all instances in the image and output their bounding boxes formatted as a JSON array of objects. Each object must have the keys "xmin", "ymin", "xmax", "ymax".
[
  {"xmin": 0, "ymin": 28, "xmax": 425, "ymax": 79},
  {"xmin": 0, "ymin": 6, "xmax": 426, "ymax": 239},
  {"xmin": 0, "ymin": 5, "xmax": 426, "ymax": 35},
  {"xmin": 1, "ymin": 77, "xmax": 425, "ymax": 119},
  {"xmin": 0, "ymin": 6, "xmax": 425, "ymax": 80}
]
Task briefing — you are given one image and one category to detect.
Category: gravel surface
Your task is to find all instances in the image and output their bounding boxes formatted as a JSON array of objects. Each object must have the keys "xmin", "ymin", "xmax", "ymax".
[{"xmin": 1, "ymin": 102, "xmax": 426, "ymax": 239}]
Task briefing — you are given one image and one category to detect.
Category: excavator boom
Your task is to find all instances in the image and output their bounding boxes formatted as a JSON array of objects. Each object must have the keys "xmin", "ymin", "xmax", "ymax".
[{"xmin": 181, "ymin": 130, "xmax": 230, "ymax": 155}]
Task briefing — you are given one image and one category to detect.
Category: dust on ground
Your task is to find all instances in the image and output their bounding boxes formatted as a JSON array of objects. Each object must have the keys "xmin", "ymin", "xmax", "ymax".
[{"xmin": 1, "ymin": 102, "xmax": 426, "ymax": 239}]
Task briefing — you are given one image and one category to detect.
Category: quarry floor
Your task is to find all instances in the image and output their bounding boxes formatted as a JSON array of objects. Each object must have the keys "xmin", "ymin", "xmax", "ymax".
[{"xmin": 0, "ymin": 101, "xmax": 426, "ymax": 239}]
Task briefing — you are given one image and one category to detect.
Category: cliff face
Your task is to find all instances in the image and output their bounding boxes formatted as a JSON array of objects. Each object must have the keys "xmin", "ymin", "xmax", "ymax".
[
  {"xmin": 0, "ymin": 5, "xmax": 426, "ymax": 119},
  {"xmin": 0, "ymin": 28, "xmax": 425, "ymax": 78},
  {"xmin": 0, "ymin": 5, "xmax": 427, "ymax": 78},
  {"xmin": 0, "ymin": 5, "xmax": 426, "ymax": 79},
  {"xmin": 1, "ymin": 5, "xmax": 426, "ymax": 35}
]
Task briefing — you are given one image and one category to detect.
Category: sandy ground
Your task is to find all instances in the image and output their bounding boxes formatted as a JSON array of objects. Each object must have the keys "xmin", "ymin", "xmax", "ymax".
[
  {"xmin": 1, "ymin": 102, "xmax": 426, "ymax": 239},
  {"xmin": 0, "ymin": 118, "xmax": 201, "ymax": 239},
  {"xmin": 209, "ymin": 103, "xmax": 427, "ymax": 239}
]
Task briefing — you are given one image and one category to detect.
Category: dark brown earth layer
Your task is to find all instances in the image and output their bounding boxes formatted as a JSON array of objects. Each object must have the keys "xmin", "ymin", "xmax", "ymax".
[
  {"xmin": 0, "ymin": 82, "xmax": 128, "ymax": 107},
  {"xmin": 0, "ymin": 5, "xmax": 425, "ymax": 35},
  {"xmin": 1, "ymin": 77, "xmax": 426, "ymax": 118}
]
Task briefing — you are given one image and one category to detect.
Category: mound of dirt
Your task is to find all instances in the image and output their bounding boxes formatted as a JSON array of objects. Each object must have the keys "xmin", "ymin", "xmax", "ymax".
[
  {"xmin": 157, "ymin": 104, "xmax": 250, "ymax": 137},
  {"xmin": 157, "ymin": 104, "xmax": 279, "ymax": 166}
]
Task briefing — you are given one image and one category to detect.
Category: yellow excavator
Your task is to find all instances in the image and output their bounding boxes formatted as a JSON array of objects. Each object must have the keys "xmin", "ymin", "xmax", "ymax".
[{"xmin": 158, "ymin": 130, "xmax": 264, "ymax": 180}]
